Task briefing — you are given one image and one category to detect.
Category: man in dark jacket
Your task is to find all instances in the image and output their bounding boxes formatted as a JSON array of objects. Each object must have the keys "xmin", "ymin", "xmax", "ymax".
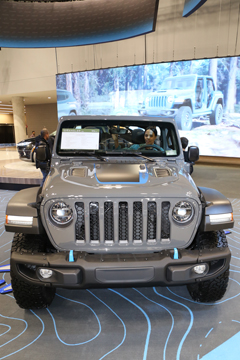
[{"xmin": 35, "ymin": 128, "xmax": 51, "ymax": 186}]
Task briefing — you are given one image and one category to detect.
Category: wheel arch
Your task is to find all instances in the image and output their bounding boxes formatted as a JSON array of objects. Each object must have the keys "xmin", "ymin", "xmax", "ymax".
[
  {"xmin": 198, "ymin": 186, "xmax": 234, "ymax": 232},
  {"xmin": 5, "ymin": 187, "xmax": 44, "ymax": 234}
]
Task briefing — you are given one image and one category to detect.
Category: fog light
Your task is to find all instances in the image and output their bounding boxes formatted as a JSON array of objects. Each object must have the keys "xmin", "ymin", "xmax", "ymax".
[
  {"xmin": 193, "ymin": 264, "xmax": 207, "ymax": 274},
  {"xmin": 39, "ymin": 268, "xmax": 53, "ymax": 279}
]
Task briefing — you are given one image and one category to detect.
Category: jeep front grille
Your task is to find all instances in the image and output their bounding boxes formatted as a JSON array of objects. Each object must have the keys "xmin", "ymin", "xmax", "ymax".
[
  {"xmin": 149, "ymin": 95, "xmax": 167, "ymax": 108},
  {"xmin": 75, "ymin": 199, "xmax": 171, "ymax": 246}
]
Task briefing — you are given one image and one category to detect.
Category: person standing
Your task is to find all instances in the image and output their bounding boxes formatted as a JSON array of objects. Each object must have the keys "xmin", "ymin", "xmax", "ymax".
[
  {"xmin": 30, "ymin": 131, "xmax": 36, "ymax": 138},
  {"xmin": 35, "ymin": 128, "xmax": 51, "ymax": 186}
]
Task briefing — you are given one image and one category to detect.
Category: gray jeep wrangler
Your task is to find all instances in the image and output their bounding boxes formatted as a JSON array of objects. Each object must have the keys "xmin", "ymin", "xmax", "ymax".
[
  {"xmin": 5, "ymin": 116, "xmax": 233, "ymax": 309},
  {"xmin": 138, "ymin": 75, "xmax": 223, "ymax": 131}
]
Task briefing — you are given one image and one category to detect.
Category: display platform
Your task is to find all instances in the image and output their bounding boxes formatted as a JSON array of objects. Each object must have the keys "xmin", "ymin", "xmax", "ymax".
[
  {"xmin": 0, "ymin": 189, "xmax": 240, "ymax": 360},
  {"xmin": 0, "ymin": 149, "xmax": 41, "ymax": 190}
]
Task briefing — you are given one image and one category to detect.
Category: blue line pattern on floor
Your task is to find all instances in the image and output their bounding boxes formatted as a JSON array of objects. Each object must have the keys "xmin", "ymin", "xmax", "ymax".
[{"xmin": 1, "ymin": 191, "xmax": 240, "ymax": 360}]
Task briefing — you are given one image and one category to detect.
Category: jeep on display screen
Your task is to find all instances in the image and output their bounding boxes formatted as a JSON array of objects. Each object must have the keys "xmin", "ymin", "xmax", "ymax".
[
  {"xmin": 138, "ymin": 75, "xmax": 224, "ymax": 130},
  {"xmin": 5, "ymin": 116, "xmax": 233, "ymax": 309}
]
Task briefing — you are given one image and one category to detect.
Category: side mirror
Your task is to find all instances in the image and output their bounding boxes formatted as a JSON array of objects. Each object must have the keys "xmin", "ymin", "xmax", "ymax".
[{"xmin": 188, "ymin": 146, "xmax": 199, "ymax": 162}]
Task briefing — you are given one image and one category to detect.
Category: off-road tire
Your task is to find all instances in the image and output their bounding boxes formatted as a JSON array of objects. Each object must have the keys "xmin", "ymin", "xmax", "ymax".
[
  {"xmin": 187, "ymin": 230, "xmax": 229, "ymax": 302},
  {"xmin": 209, "ymin": 103, "xmax": 223, "ymax": 125},
  {"xmin": 69, "ymin": 110, "xmax": 77, "ymax": 116},
  {"xmin": 175, "ymin": 106, "xmax": 193, "ymax": 131},
  {"xmin": 10, "ymin": 233, "xmax": 55, "ymax": 309}
]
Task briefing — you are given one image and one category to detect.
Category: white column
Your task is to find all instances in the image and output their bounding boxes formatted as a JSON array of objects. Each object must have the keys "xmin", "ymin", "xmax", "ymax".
[{"xmin": 12, "ymin": 96, "xmax": 26, "ymax": 144}]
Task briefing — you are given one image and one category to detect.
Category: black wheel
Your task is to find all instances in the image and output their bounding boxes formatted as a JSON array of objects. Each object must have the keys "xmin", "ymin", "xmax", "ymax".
[
  {"xmin": 10, "ymin": 233, "xmax": 55, "ymax": 309},
  {"xmin": 69, "ymin": 110, "xmax": 77, "ymax": 116},
  {"xmin": 175, "ymin": 106, "xmax": 193, "ymax": 131},
  {"xmin": 187, "ymin": 230, "xmax": 229, "ymax": 302},
  {"xmin": 209, "ymin": 103, "xmax": 223, "ymax": 125}
]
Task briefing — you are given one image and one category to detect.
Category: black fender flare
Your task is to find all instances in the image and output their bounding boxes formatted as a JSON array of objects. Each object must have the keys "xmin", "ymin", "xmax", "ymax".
[
  {"xmin": 5, "ymin": 187, "xmax": 44, "ymax": 234},
  {"xmin": 198, "ymin": 187, "xmax": 234, "ymax": 231}
]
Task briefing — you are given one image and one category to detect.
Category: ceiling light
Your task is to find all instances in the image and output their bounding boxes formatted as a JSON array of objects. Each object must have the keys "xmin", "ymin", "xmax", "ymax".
[{"xmin": 48, "ymin": 97, "xmax": 51, "ymax": 99}]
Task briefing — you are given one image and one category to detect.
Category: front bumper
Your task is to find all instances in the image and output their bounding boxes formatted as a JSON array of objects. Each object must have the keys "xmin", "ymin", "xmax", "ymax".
[
  {"xmin": 138, "ymin": 108, "xmax": 177, "ymax": 117},
  {"xmin": 17, "ymin": 149, "xmax": 31, "ymax": 161},
  {"xmin": 11, "ymin": 246, "xmax": 231, "ymax": 289}
]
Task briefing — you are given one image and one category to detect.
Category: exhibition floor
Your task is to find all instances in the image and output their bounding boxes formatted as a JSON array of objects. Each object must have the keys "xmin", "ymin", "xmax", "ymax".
[
  {"xmin": 0, "ymin": 165, "xmax": 240, "ymax": 359},
  {"xmin": 0, "ymin": 148, "xmax": 41, "ymax": 187}
]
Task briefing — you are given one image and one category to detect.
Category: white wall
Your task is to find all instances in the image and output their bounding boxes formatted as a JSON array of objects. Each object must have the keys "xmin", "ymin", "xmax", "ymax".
[
  {"xmin": 0, "ymin": 0, "xmax": 240, "ymax": 97},
  {"xmin": 25, "ymin": 103, "xmax": 58, "ymax": 136}
]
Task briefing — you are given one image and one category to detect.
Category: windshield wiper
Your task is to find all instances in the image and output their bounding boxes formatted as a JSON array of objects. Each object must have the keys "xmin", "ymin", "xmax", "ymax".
[
  {"xmin": 58, "ymin": 150, "xmax": 107, "ymax": 161},
  {"xmin": 105, "ymin": 151, "xmax": 155, "ymax": 162}
]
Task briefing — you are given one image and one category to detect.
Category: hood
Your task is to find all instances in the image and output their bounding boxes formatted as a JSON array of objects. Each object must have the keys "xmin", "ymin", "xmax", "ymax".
[
  {"xmin": 42, "ymin": 160, "xmax": 200, "ymax": 204},
  {"xmin": 148, "ymin": 89, "xmax": 194, "ymax": 97}
]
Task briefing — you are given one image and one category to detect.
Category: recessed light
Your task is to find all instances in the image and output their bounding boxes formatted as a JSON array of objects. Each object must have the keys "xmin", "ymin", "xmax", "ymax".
[{"xmin": 48, "ymin": 97, "xmax": 51, "ymax": 99}]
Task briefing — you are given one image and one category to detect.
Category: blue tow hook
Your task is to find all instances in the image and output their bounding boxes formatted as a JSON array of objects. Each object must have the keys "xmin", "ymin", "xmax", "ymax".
[
  {"xmin": 173, "ymin": 248, "xmax": 179, "ymax": 260},
  {"xmin": 69, "ymin": 250, "xmax": 74, "ymax": 262}
]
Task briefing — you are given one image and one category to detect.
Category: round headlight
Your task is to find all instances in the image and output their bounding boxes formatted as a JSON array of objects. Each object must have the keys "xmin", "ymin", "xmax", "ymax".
[
  {"xmin": 172, "ymin": 201, "xmax": 194, "ymax": 224},
  {"xmin": 167, "ymin": 96, "xmax": 174, "ymax": 103},
  {"xmin": 50, "ymin": 202, "xmax": 73, "ymax": 225}
]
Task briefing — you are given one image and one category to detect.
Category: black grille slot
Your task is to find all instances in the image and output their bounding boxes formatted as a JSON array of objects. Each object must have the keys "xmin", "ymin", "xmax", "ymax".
[
  {"xmin": 161, "ymin": 201, "xmax": 170, "ymax": 239},
  {"xmin": 147, "ymin": 202, "xmax": 156, "ymax": 240},
  {"xmin": 133, "ymin": 201, "xmax": 142, "ymax": 242},
  {"xmin": 75, "ymin": 202, "xmax": 85, "ymax": 242},
  {"xmin": 119, "ymin": 202, "xmax": 128, "ymax": 242},
  {"xmin": 90, "ymin": 202, "xmax": 100, "ymax": 242},
  {"xmin": 104, "ymin": 202, "xmax": 114, "ymax": 242}
]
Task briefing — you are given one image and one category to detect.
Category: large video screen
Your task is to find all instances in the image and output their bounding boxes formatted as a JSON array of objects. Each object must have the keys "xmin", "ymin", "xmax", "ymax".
[{"xmin": 56, "ymin": 57, "xmax": 240, "ymax": 158}]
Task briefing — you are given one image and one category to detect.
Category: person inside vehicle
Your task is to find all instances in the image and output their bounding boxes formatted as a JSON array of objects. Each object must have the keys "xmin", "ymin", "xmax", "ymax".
[
  {"xmin": 30, "ymin": 130, "xmax": 35, "ymax": 138},
  {"xmin": 112, "ymin": 127, "xmax": 162, "ymax": 151},
  {"xmin": 35, "ymin": 128, "xmax": 51, "ymax": 186},
  {"xmin": 195, "ymin": 80, "xmax": 203, "ymax": 109},
  {"xmin": 207, "ymin": 80, "xmax": 214, "ymax": 107},
  {"xmin": 181, "ymin": 136, "xmax": 193, "ymax": 174}
]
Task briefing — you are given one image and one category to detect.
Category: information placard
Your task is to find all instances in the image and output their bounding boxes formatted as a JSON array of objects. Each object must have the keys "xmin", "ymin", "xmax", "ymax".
[{"xmin": 61, "ymin": 129, "xmax": 99, "ymax": 150}]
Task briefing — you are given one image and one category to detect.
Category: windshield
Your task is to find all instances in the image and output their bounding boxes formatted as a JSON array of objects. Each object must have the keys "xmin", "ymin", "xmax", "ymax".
[
  {"xmin": 161, "ymin": 76, "xmax": 196, "ymax": 90},
  {"xmin": 56, "ymin": 119, "xmax": 180, "ymax": 157}
]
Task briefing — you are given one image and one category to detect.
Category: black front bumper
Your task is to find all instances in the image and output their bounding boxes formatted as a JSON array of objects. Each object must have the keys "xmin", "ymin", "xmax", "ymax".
[
  {"xmin": 18, "ymin": 149, "xmax": 31, "ymax": 160},
  {"xmin": 10, "ymin": 247, "xmax": 231, "ymax": 289}
]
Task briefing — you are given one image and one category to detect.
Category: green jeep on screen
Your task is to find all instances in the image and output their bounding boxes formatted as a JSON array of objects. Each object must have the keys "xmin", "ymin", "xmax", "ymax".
[
  {"xmin": 138, "ymin": 75, "xmax": 224, "ymax": 130},
  {"xmin": 5, "ymin": 115, "xmax": 233, "ymax": 309}
]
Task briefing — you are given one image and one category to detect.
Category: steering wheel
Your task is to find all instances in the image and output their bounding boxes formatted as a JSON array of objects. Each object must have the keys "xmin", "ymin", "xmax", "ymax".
[{"xmin": 138, "ymin": 144, "xmax": 164, "ymax": 152}]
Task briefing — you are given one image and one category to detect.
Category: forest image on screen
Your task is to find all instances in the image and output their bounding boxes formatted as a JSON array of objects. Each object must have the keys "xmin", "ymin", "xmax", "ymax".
[{"xmin": 56, "ymin": 57, "xmax": 240, "ymax": 158}]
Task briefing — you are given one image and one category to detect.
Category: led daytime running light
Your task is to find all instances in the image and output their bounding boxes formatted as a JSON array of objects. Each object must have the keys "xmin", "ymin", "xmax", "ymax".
[
  {"xmin": 209, "ymin": 213, "xmax": 233, "ymax": 224},
  {"xmin": 6, "ymin": 215, "xmax": 33, "ymax": 226}
]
